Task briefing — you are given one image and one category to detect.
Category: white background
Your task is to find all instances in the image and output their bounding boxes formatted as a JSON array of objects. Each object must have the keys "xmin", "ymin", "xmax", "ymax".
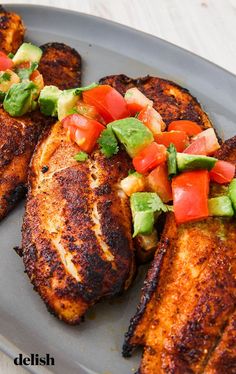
[{"xmin": 1, "ymin": 0, "xmax": 236, "ymax": 373}]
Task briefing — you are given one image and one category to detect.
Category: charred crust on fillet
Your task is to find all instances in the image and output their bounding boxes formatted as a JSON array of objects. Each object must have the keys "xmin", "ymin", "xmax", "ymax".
[
  {"xmin": 0, "ymin": 7, "xmax": 25, "ymax": 53},
  {"xmin": 99, "ymin": 74, "xmax": 213, "ymax": 128},
  {"xmin": 39, "ymin": 42, "xmax": 82, "ymax": 89},
  {"xmin": 122, "ymin": 242, "xmax": 168, "ymax": 357}
]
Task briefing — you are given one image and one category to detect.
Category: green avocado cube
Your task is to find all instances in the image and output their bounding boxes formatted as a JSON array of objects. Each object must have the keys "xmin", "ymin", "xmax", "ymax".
[
  {"xmin": 3, "ymin": 81, "xmax": 37, "ymax": 117},
  {"xmin": 177, "ymin": 153, "xmax": 217, "ymax": 172},
  {"xmin": 111, "ymin": 118, "xmax": 154, "ymax": 158},
  {"xmin": 39, "ymin": 85, "xmax": 62, "ymax": 116},
  {"xmin": 208, "ymin": 196, "xmax": 234, "ymax": 217},
  {"xmin": 229, "ymin": 178, "xmax": 236, "ymax": 211},
  {"xmin": 57, "ymin": 89, "xmax": 78, "ymax": 121},
  {"xmin": 13, "ymin": 43, "xmax": 42, "ymax": 65},
  {"xmin": 133, "ymin": 211, "xmax": 154, "ymax": 237},
  {"xmin": 130, "ymin": 192, "xmax": 167, "ymax": 237}
]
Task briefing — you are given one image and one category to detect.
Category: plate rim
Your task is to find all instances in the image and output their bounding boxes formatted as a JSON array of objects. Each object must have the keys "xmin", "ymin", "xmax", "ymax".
[{"xmin": 1, "ymin": 4, "xmax": 236, "ymax": 374}]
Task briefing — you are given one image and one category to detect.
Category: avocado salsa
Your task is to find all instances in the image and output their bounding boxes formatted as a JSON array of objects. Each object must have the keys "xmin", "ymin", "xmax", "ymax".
[{"xmin": 1, "ymin": 42, "xmax": 235, "ymax": 238}]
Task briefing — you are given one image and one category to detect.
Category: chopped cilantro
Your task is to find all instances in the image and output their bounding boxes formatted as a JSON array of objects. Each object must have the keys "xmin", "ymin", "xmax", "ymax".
[
  {"xmin": 128, "ymin": 169, "xmax": 136, "ymax": 175},
  {"xmin": 8, "ymin": 53, "xmax": 14, "ymax": 59},
  {"xmin": 0, "ymin": 72, "xmax": 11, "ymax": 83},
  {"xmin": 67, "ymin": 107, "xmax": 79, "ymax": 115},
  {"xmin": 0, "ymin": 91, "xmax": 6, "ymax": 101},
  {"xmin": 75, "ymin": 82, "xmax": 98, "ymax": 95},
  {"xmin": 98, "ymin": 126, "xmax": 119, "ymax": 158},
  {"xmin": 74, "ymin": 151, "xmax": 89, "ymax": 162},
  {"xmin": 16, "ymin": 61, "xmax": 38, "ymax": 81}
]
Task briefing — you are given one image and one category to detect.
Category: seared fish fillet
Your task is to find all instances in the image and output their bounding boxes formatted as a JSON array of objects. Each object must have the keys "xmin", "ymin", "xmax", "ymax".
[
  {"xmin": 22, "ymin": 74, "xmax": 214, "ymax": 324},
  {"xmin": 0, "ymin": 6, "xmax": 25, "ymax": 53},
  {"xmin": 123, "ymin": 137, "xmax": 236, "ymax": 373},
  {"xmin": 22, "ymin": 122, "xmax": 135, "ymax": 324},
  {"xmin": 0, "ymin": 43, "xmax": 81, "ymax": 220},
  {"xmin": 99, "ymin": 74, "xmax": 213, "ymax": 129},
  {"xmin": 39, "ymin": 42, "xmax": 81, "ymax": 89}
]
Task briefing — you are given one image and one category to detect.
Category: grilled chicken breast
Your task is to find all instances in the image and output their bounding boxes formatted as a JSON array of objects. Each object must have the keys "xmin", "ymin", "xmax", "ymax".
[
  {"xmin": 0, "ymin": 6, "xmax": 25, "ymax": 54},
  {"xmin": 123, "ymin": 137, "xmax": 236, "ymax": 373},
  {"xmin": 0, "ymin": 42, "xmax": 81, "ymax": 220}
]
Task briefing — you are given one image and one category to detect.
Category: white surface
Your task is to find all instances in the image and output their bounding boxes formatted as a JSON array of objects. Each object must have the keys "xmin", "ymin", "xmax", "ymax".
[{"xmin": 1, "ymin": 0, "xmax": 236, "ymax": 373}]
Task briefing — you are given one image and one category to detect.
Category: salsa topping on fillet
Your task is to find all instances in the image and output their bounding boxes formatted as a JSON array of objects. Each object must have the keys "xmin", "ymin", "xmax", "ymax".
[{"xmin": 2, "ymin": 57, "xmax": 235, "ymax": 233}]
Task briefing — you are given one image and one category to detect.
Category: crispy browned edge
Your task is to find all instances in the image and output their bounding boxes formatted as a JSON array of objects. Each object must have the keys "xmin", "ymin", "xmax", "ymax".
[
  {"xmin": 0, "ymin": 5, "xmax": 25, "ymax": 53},
  {"xmin": 99, "ymin": 74, "xmax": 213, "ymax": 130},
  {"xmin": 122, "ymin": 136, "xmax": 236, "ymax": 358},
  {"xmin": 39, "ymin": 42, "xmax": 81, "ymax": 89},
  {"xmin": 204, "ymin": 312, "xmax": 236, "ymax": 373},
  {"xmin": 0, "ymin": 43, "xmax": 81, "ymax": 220}
]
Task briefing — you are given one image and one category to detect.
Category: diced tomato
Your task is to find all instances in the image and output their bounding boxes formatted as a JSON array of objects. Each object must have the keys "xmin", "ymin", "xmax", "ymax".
[
  {"xmin": 30, "ymin": 69, "xmax": 44, "ymax": 92},
  {"xmin": 138, "ymin": 105, "xmax": 166, "ymax": 135},
  {"xmin": 172, "ymin": 170, "xmax": 209, "ymax": 224},
  {"xmin": 76, "ymin": 100, "xmax": 105, "ymax": 123},
  {"xmin": 0, "ymin": 51, "xmax": 13, "ymax": 71},
  {"xmin": 16, "ymin": 61, "xmax": 30, "ymax": 69},
  {"xmin": 168, "ymin": 120, "xmax": 202, "ymax": 136},
  {"xmin": 155, "ymin": 130, "xmax": 189, "ymax": 152},
  {"xmin": 133, "ymin": 142, "xmax": 166, "ymax": 174},
  {"xmin": 147, "ymin": 163, "xmax": 173, "ymax": 202},
  {"xmin": 62, "ymin": 113, "xmax": 105, "ymax": 153},
  {"xmin": 183, "ymin": 137, "xmax": 207, "ymax": 155},
  {"xmin": 124, "ymin": 87, "xmax": 153, "ymax": 115},
  {"xmin": 193, "ymin": 128, "xmax": 220, "ymax": 155},
  {"xmin": 209, "ymin": 160, "xmax": 235, "ymax": 184},
  {"xmin": 83, "ymin": 85, "xmax": 130, "ymax": 124}
]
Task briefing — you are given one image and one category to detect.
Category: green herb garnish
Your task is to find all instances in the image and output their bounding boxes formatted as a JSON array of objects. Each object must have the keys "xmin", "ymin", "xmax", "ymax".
[
  {"xmin": 98, "ymin": 126, "xmax": 119, "ymax": 158},
  {"xmin": 74, "ymin": 151, "xmax": 89, "ymax": 162},
  {"xmin": 8, "ymin": 53, "xmax": 14, "ymax": 59},
  {"xmin": 0, "ymin": 72, "xmax": 11, "ymax": 82},
  {"xmin": 167, "ymin": 143, "xmax": 177, "ymax": 179},
  {"xmin": 75, "ymin": 82, "xmax": 98, "ymax": 95}
]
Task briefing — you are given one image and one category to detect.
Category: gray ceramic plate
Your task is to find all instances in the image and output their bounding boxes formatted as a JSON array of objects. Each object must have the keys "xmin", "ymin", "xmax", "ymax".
[{"xmin": 1, "ymin": 4, "xmax": 236, "ymax": 374}]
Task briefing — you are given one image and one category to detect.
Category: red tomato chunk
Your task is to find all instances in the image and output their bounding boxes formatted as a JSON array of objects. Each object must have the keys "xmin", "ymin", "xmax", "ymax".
[
  {"xmin": 62, "ymin": 113, "xmax": 105, "ymax": 153},
  {"xmin": 172, "ymin": 170, "xmax": 209, "ymax": 224},
  {"xmin": 168, "ymin": 120, "xmax": 202, "ymax": 136},
  {"xmin": 83, "ymin": 85, "xmax": 130, "ymax": 124},
  {"xmin": 147, "ymin": 163, "xmax": 173, "ymax": 203},
  {"xmin": 133, "ymin": 142, "xmax": 167, "ymax": 174},
  {"xmin": 155, "ymin": 131, "xmax": 189, "ymax": 152},
  {"xmin": 209, "ymin": 160, "xmax": 235, "ymax": 184}
]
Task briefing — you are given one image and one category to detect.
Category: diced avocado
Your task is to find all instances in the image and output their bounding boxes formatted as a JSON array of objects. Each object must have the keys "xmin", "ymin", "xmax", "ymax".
[
  {"xmin": 177, "ymin": 153, "xmax": 217, "ymax": 172},
  {"xmin": 208, "ymin": 196, "xmax": 234, "ymax": 217},
  {"xmin": 39, "ymin": 85, "xmax": 62, "ymax": 116},
  {"xmin": 133, "ymin": 211, "xmax": 154, "ymax": 237},
  {"xmin": 3, "ymin": 81, "xmax": 38, "ymax": 117},
  {"xmin": 111, "ymin": 118, "xmax": 154, "ymax": 158},
  {"xmin": 130, "ymin": 192, "xmax": 167, "ymax": 237},
  {"xmin": 57, "ymin": 89, "xmax": 78, "ymax": 121},
  {"xmin": 167, "ymin": 143, "xmax": 177, "ymax": 178},
  {"xmin": 229, "ymin": 178, "xmax": 236, "ymax": 211},
  {"xmin": 13, "ymin": 43, "xmax": 42, "ymax": 65}
]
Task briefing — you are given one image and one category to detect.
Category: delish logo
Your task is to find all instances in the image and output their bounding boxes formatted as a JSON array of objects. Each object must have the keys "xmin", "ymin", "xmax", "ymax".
[{"xmin": 14, "ymin": 353, "xmax": 55, "ymax": 366}]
